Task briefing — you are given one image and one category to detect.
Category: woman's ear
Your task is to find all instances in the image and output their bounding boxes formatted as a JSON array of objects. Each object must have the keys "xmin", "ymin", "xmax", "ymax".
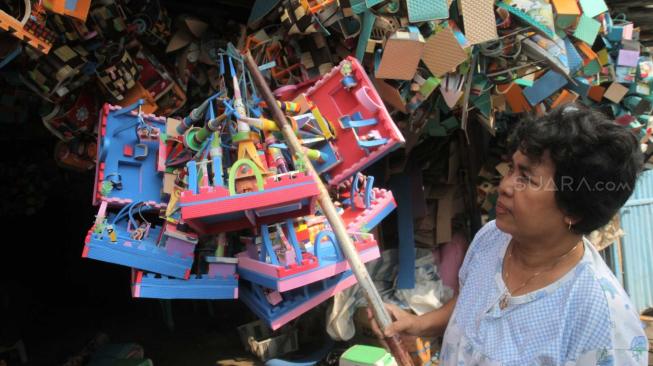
[{"xmin": 563, "ymin": 215, "xmax": 581, "ymax": 229}]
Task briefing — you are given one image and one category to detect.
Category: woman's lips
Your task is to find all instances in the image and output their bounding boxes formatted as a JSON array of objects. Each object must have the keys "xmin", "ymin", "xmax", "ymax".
[{"xmin": 496, "ymin": 201, "xmax": 510, "ymax": 215}]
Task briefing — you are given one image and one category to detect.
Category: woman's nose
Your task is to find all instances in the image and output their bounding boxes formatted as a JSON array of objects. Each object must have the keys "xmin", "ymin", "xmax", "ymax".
[{"xmin": 498, "ymin": 174, "xmax": 515, "ymax": 197}]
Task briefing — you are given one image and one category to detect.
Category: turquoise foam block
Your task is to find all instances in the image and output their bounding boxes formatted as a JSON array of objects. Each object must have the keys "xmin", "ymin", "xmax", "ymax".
[
  {"xmin": 573, "ymin": 15, "xmax": 601, "ymax": 45},
  {"xmin": 350, "ymin": 0, "xmax": 368, "ymax": 14},
  {"xmin": 407, "ymin": 0, "xmax": 449, "ymax": 23},
  {"xmin": 366, "ymin": 0, "xmax": 384, "ymax": 6},
  {"xmin": 355, "ymin": 11, "xmax": 376, "ymax": 62},
  {"xmin": 579, "ymin": 0, "xmax": 608, "ymax": 18}
]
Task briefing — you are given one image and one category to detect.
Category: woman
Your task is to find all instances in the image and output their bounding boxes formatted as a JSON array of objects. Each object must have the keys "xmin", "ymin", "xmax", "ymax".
[{"xmin": 372, "ymin": 104, "xmax": 648, "ymax": 365}]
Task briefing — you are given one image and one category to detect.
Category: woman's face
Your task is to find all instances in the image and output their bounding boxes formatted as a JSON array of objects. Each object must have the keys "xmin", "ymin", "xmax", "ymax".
[{"xmin": 495, "ymin": 150, "xmax": 568, "ymax": 239}]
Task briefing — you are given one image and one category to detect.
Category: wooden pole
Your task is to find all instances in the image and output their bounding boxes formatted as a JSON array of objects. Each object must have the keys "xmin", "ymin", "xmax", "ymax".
[{"xmin": 243, "ymin": 51, "xmax": 414, "ymax": 366}]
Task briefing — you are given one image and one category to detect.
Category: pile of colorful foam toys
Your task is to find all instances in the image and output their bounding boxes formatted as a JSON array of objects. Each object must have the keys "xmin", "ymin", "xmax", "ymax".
[
  {"xmin": 82, "ymin": 48, "xmax": 403, "ymax": 329},
  {"xmin": 3, "ymin": 0, "xmax": 652, "ymax": 174}
]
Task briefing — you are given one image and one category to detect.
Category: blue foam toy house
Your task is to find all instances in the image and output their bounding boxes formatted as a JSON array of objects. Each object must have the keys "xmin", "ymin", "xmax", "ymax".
[
  {"xmin": 93, "ymin": 100, "xmax": 167, "ymax": 207},
  {"xmin": 239, "ymin": 270, "xmax": 357, "ymax": 330},
  {"xmin": 131, "ymin": 256, "xmax": 239, "ymax": 299},
  {"xmin": 83, "ymin": 201, "xmax": 194, "ymax": 279},
  {"xmin": 237, "ymin": 224, "xmax": 379, "ymax": 293}
]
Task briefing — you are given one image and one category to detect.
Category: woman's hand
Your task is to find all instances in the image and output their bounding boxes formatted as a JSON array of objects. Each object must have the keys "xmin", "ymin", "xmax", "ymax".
[
  {"xmin": 367, "ymin": 303, "xmax": 419, "ymax": 339},
  {"xmin": 367, "ymin": 295, "xmax": 459, "ymax": 340}
]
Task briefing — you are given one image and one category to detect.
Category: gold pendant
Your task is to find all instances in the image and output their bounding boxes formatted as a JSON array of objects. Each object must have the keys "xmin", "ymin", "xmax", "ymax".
[{"xmin": 499, "ymin": 294, "xmax": 509, "ymax": 310}]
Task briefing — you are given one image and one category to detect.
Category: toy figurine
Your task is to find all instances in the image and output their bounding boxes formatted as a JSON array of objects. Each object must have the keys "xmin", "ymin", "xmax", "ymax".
[{"xmin": 106, "ymin": 225, "xmax": 117, "ymax": 242}]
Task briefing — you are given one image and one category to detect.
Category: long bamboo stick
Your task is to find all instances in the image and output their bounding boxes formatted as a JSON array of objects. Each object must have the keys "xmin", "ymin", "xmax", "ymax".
[{"xmin": 243, "ymin": 51, "xmax": 413, "ymax": 366}]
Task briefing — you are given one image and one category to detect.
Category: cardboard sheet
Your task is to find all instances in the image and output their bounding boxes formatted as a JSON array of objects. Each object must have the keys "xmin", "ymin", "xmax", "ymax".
[{"xmin": 422, "ymin": 27, "xmax": 467, "ymax": 77}]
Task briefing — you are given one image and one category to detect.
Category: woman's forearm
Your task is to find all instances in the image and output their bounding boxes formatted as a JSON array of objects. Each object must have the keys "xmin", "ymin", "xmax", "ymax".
[{"xmin": 412, "ymin": 294, "xmax": 458, "ymax": 337}]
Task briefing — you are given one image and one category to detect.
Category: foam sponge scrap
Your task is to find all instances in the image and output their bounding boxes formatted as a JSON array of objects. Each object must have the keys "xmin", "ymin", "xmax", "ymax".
[
  {"xmin": 573, "ymin": 15, "xmax": 601, "ymax": 45},
  {"xmin": 421, "ymin": 28, "xmax": 467, "ymax": 77},
  {"xmin": 579, "ymin": 0, "xmax": 608, "ymax": 18},
  {"xmin": 376, "ymin": 30, "xmax": 425, "ymax": 80},
  {"xmin": 461, "ymin": 0, "xmax": 498, "ymax": 45},
  {"xmin": 406, "ymin": 0, "xmax": 449, "ymax": 23},
  {"xmin": 604, "ymin": 83, "xmax": 629, "ymax": 103},
  {"xmin": 523, "ymin": 70, "xmax": 568, "ymax": 106}
]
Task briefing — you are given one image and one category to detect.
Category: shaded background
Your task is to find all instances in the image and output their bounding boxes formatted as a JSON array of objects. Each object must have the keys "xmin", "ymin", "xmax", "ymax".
[{"xmin": 0, "ymin": 2, "xmax": 266, "ymax": 365}]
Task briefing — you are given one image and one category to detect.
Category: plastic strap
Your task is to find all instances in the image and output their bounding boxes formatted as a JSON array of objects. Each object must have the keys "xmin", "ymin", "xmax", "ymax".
[
  {"xmin": 128, "ymin": 202, "xmax": 151, "ymax": 231},
  {"xmin": 260, "ymin": 224, "xmax": 279, "ymax": 265},
  {"xmin": 358, "ymin": 139, "xmax": 388, "ymax": 148},
  {"xmin": 228, "ymin": 159, "xmax": 265, "ymax": 195},
  {"xmin": 285, "ymin": 219, "xmax": 304, "ymax": 265},
  {"xmin": 187, "ymin": 160, "xmax": 198, "ymax": 194},
  {"xmin": 349, "ymin": 172, "xmax": 360, "ymax": 207},
  {"xmin": 364, "ymin": 175, "xmax": 374, "ymax": 208},
  {"xmin": 313, "ymin": 230, "xmax": 343, "ymax": 263},
  {"xmin": 111, "ymin": 201, "xmax": 138, "ymax": 226},
  {"xmin": 340, "ymin": 115, "xmax": 379, "ymax": 128}
]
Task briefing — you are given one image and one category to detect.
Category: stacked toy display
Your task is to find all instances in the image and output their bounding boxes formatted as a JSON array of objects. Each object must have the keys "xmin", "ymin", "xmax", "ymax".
[{"xmin": 81, "ymin": 50, "xmax": 403, "ymax": 330}]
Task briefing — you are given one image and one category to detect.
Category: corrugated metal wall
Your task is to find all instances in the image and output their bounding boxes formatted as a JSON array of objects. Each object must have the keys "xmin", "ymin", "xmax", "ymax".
[{"xmin": 619, "ymin": 169, "xmax": 653, "ymax": 313}]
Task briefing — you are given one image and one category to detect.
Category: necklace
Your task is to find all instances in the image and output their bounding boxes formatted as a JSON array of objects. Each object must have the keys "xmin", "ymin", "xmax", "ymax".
[{"xmin": 499, "ymin": 239, "xmax": 582, "ymax": 310}]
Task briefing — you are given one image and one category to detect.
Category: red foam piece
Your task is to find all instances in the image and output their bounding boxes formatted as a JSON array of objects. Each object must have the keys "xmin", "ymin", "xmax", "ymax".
[
  {"xmin": 276, "ymin": 253, "xmax": 320, "ymax": 277},
  {"xmin": 305, "ymin": 57, "xmax": 405, "ymax": 186},
  {"xmin": 180, "ymin": 172, "xmax": 319, "ymax": 235},
  {"xmin": 123, "ymin": 144, "xmax": 134, "ymax": 157}
]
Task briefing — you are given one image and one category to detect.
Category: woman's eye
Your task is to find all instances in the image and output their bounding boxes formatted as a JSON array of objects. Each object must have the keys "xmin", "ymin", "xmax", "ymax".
[{"xmin": 524, "ymin": 175, "xmax": 538, "ymax": 186}]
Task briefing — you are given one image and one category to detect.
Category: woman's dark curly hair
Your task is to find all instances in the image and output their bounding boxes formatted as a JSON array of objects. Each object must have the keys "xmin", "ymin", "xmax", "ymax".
[{"xmin": 507, "ymin": 103, "xmax": 644, "ymax": 234}]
